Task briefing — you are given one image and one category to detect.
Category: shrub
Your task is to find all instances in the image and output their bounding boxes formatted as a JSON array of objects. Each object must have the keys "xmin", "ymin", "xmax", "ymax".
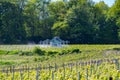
[
  {"xmin": 38, "ymin": 57, "xmax": 49, "ymax": 62},
  {"xmin": 58, "ymin": 49, "xmax": 81, "ymax": 55},
  {"xmin": 0, "ymin": 61, "xmax": 15, "ymax": 65},
  {"xmin": 71, "ymin": 49, "xmax": 81, "ymax": 53},
  {"xmin": 0, "ymin": 50, "xmax": 8, "ymax": 55},
  {"xmin": 46, "ymin": 51, "xmax": 58, "ymax": 56},
  {"xmin": 32, "ymin": 47, "xmax": 45, "ymax": 55},
  {"xmin": 18, "ymin": 51, "xmax": 33, "ymax": 56},
  {"xmin": 112, "ymin": 48, "xmax": 120, "ymax": 51},
  {"xmin": 34, "ymin": 57, "xmax": 49, "ymax": 62},
  {"xmin": 8, "ymin": 50, "xmax": 19, "ymax": 55},
  {"xmin": 34, "ymin": 57, "xmax": 38, "ymax": 61},
  {"xmin": 59, "ymin": 50, "xmax": 69, "ymax": 55},
  {"xmin": 18, "ymin": 51, "xmax": 24, "ymax": 56}
]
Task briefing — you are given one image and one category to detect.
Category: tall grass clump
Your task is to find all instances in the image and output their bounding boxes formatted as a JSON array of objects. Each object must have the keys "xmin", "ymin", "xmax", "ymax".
[{"xmin": 32, "ymin": 47, "xmax": 46, "ymax": 55}]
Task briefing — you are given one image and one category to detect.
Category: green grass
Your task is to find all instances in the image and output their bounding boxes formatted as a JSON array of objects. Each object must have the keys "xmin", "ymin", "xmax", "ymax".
[
  {"xmin": 0, "ymin": 44, "xmax": 120, "ymax": 66},
  {"xmin": 1, "ymin": 44, "xmax": 120, "ymax": 80},
  {"xmin": 0, "ymin": 44, "xmax": 120, "ymax": 51}
]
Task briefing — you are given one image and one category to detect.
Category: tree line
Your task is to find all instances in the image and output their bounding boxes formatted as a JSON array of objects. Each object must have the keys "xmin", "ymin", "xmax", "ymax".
[{"xmin": 0, "ymin": 0, "xmax": 120, "ymax": 44}]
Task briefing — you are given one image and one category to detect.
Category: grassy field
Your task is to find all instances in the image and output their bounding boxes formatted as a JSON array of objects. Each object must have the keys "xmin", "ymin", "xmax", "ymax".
[
  {"xmin": 0, "ymin": 44, "xmax": 120, "ymax": 79},
  {"xmin": 0, "ymin": 44, "xmax": 120, "ymax": 51},
  {"xmin": 0, "ymin": 44, "xmax": 120, "ymax": 67}
]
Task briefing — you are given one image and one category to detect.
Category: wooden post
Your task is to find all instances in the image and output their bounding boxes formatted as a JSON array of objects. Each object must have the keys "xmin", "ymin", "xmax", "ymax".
[
  {"xmin": 20, "ymin": 69, "xmax": 23, "ymax": 80},
  {"xmin": 27, "ymin": 66, "xmax": 29, "ymax": 79},
  {"xmin": 36, "ymin": 68, "xmax": 39, "ymax": 80},
  {"xmin": 49, "ymin": 64, "xmax": 51, "ymax": 71},
  {"xmin": 6, "ymin": 68, "xmax": 8, "ymax": 76},
  {"xmin": 12, "ymin": 66, "xmax": 15, "ymax": 80},
  {"xmin": 26, "ymin": 65, "xmax": 27, "ymax": 71},
  {"xmin": 52, "ymin": 71, "xmax": 54, "ymax": 80},
  {"xmin": 22, "ymin": 66, "xmax": 24, "ymax": 72},
  {"xmin": 86, "ymin": 68, "xmax": 88, "ymax": 80},
  {"xmin": 36, "ymin": 65, "xmax": 40, "ymax": 80},
  {"xmin": 115, "ymin": 59, "xmax": 119, "ymax": 70},
  {"xmin": 79, "ymin": 62, "xmax": 82, "ymax": 69},
  {"xmin": 95, "ymin": 60, "xmax": 98, "ymax": 71},
  {"xmin": 39, "ymin": 64, "xmax": 41, "ymax": 79},
  {"xmin": 70, "ymin": 63, "xmax": 72, "ymax": 71},
  {"xmin": 76, "ymin": 62, "xmax": 78, "ymax": 72},
  {"xmin": 63, "ymin": 63, "xmax": 65, "ymax": 79},
  {"xmin": 78, "ymin": 72, "xmax": 80, "ymax": 80},
  {"xmin": 55, "ymin": 63, "xmax": 57, "ymax": 72},
  {"xmin": 49, "ymin": 64, "xmax": 51, "ymax": 76},
  {"xmin": 90, "ymin": 65, "xmax": 92, "ymax": 76},
  {"xmin": 2, "ymin": 67, "xmax": 4, "ymax": 73}
]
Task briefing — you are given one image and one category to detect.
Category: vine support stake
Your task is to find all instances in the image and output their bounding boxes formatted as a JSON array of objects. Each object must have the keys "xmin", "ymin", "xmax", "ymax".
[
  {"xmin": 52, "ymin": 71, "xmax": 54, "ymax": 80},
  {"xmin": 12, "ymin": 66, "xmax": 15, "ymax": 80},
  {"xmin": 78, "ymin": 71, "xmax": 80, "ymax": 80}
]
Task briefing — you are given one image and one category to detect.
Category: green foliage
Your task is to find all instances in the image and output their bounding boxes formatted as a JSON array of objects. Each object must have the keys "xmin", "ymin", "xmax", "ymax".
[
  {"xmin": 52, "ymin": 21, "xmax": 69, "ymax": 38},
  {"xmin": 59, "ymin": 50, "xmax": 69, "ymax": 55},
  {"xmin": 18, "ymin": 51, "xmax": 33, "ymax": 56},
  {"xmin": 0, "ymin": 60, "xmax": 120, "ymax": 79},
  {"xmin": 34, "ymin": 56, "xmax": 49, "ymax": 62},
  {"xmin": 107, "ymin": 0, "xmax": 120, "ymax": 41},
  {"xmin": 1, "ymin": 44, "xmax": 120, "ymax": 66},
  {"xmin": 59, "ymin": 49, "xmax": 81, "ymax": 55},
  {"xmin": 112, "ymin": 48, "xmax": 120, "ymax": 51},
  {"xmin": 71, "ymin": 49, "xmax": 81, "ymax": 53},
  {"xmin": 0, "ymin": 50, "xmax": 33, "ymax": 55},
  {"xmin": 0, "ymin": 0, "xmax": 120, "ymax": 44},
  {"xmin": 8, "ymin": 50, "xmax": 19, "ymax": 55},
  {"xmin": 0, "ymin": 61, "xmax": 15, "ymax": 65},
  {"xmin": 63, "ymin": 0, "xmax": 96, "ymax": 43},
  {"xmin": 46, "ymin": 51, "xmax": 58, "ymax": 56},
  {"xmin": 0, "ymin": 50, "xmax": 7, "ymax": 55},
  {"xmin": 0, "ymin": 1, "xmax": 26, "ymax": 44},
  {"xmin": 32, "ymin": 47, "xmax": 46, "ymax": 55},
  {"xmin": 33, "ymin": 57, "xmax": 38, "ymax": 61}
]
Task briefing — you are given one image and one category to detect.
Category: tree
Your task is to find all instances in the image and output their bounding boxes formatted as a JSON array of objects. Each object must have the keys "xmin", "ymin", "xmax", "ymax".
[
  {"xmin": 0, "ymin": 1, "xmax": 26, "ymax": 44},
  {"xmin": 24, "ymin": 0, "xmax": 52, "ymax": 42},
  {"xmin": 48, "ymin": 1, "xmax": 68, "ymax": 39},
  {"xmin": 106, "ymin": 0, "xmax": 120, "ymax": 43},
  {"xmin": 92, "ymin": 1, "xmax": 110, "ymax": 43},
  {"xmin": 0, "ymin": 0, "xmax": 119, "ymax": 44},
  {"xmin": 63, "ymin": 0, "xmax": 95, "ymax": 43}
]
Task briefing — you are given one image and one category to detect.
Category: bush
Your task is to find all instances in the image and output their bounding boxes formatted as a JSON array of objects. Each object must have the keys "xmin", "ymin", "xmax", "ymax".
[
  {"xmin": 71, "ymin": 49, "xmax": 81, "ymax": 53},
  {"xmin": 32, "ymin": 47, "xmax": 46, "ymax": 55},
  {"xmin": 38, "ymin": 57, "xmax": 49, "ymax": 62},
  {"xmin": 34, "ymin": 57, "xmax": 49, "ymax": 62},
  {"xmin": 0, "ymin": 61, "xmax": 15, "ymax": 65},
  {"xmin": 0, "ymin": 50, "xmax": 8, "ymax": 55},
  {"xmin": 18, "ymin": 51, "xmax": 33, "ymax": 56},
  {"xmin": 34, "ymin": 57, "xmax": 38, "ymax": 61},
  {"xmin": 46, "ymin": 51, "xmax": 58, "ymax": 56},
  {"xmin": 58, "ymin": 49, "xmax": 81, "ymax": 55},
  {"xmin": 112, "ymin": 48, "xmax": 120, "ymax": 51},
  {"xmin": 59, "ymin": 50, "xmax": 69, "ymax": 55},
  {"xmin": 8, "ymin": 50, "xmax": 19, "ymax": 55}
]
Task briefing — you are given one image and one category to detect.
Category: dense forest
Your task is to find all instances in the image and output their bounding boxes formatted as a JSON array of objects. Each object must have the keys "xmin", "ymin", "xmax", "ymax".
[{"xmin": 0, "ymin": 0, "xmax": 120, "ymax": 44}]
